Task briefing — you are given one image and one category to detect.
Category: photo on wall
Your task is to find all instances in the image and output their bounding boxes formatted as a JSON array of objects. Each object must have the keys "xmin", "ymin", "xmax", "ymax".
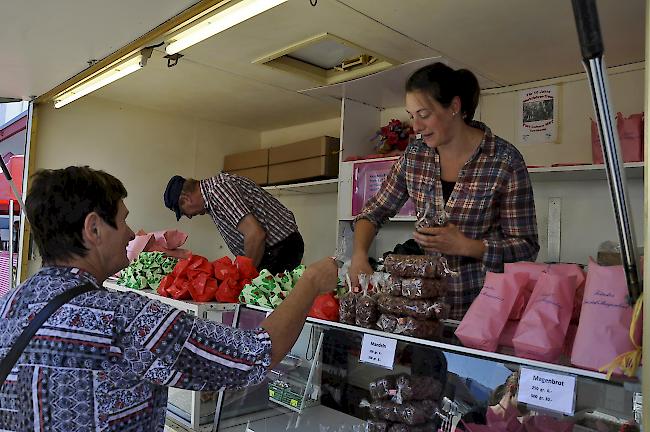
[{"xmin": 518, "ymin": 85, "xmax": 559, "ymax": 144}]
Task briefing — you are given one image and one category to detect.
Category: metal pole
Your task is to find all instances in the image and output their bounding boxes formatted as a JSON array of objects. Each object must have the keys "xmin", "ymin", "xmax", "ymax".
[
  {"xmin": 8, "ymin": 200, "xmax": 14, "ymax": 289},
  {"xmin": 571, "ymin": 0, "xmax": 642, "ymax": 302}
]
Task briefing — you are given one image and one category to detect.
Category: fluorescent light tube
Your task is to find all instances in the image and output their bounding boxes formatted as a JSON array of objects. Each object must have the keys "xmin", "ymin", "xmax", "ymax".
[
  {"xmin": 54, "ymin": 56, "xmax": 145, "ymax": 108},
  {"xmin": 166, "ymin": 0, "xmax": 288, "ymax": 55}
]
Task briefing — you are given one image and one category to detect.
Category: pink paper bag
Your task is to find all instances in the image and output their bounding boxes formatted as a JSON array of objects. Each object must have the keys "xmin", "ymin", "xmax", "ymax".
[
  {"xmin": 504, "ymin": 262, "xmax": 546, "ymax": 319},
  {"xmin": 512, "ymin": 272, "xmax": 576, "ymax": 362},
  {"xmin": 570, "ymin": 258, "xmax": 636, "ymax": 374},
  {"xmin": 498, "ymin": 320, "xmax": 519, "ymax": 348},
  {"xmin": 455, "ymin": 272, "xmax": 528, "ymax": 352}
]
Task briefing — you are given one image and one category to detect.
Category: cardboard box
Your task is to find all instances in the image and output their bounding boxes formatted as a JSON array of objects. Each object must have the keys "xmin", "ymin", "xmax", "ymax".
[
  {"xmin": 223, "ymin": 148, "xmax": 269, "ymax": 171},
  {"xmin": 223, "ymin": 148, "xmax": 269, "ymax": 185},
  {"xmin": 268, "ymin": 136, "xmax": 339, "ymax": 184},
  {"xmin": 226, "ymin": 167, "xmax": 268, "ymax": 185}
]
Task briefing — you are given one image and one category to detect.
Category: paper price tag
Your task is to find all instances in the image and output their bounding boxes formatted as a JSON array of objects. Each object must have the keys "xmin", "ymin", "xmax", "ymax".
[
  {"xmin": 360, "ymin": 334, "xmax": 397, "ymax": 369},
  {"xmin": 518, "ymin": 367, "xmax": 576, "ymax": 415}
]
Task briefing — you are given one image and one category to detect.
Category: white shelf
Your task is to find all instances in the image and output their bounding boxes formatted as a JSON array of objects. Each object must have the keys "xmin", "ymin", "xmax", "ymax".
[
  {"xmin": 242, "ymin": 304, "xmax": 619, "ymax": 382},
  {"xmin": 339, "ymin": 216, "xmax": 416, "ymax": 223},
  {"xmin": 263, "ymin": 178, "xmax": 338, "ymax": 196},
  {"xmin": 104, "ymin": 280, "xmax": 238, "ymax": 316},
  {"xmin": 528, "ymin": 162, "xmax": 644, "ymax": 182}
]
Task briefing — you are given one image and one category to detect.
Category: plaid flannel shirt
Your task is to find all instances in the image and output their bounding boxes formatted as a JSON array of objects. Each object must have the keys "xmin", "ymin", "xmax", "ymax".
[{"xmin": 355, "ymin": 121, "xmax": 539, "ymax": 319}]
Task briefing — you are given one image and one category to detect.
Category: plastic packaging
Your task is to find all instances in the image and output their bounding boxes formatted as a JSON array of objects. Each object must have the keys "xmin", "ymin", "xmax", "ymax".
[
  {"xmin": 356, "ymin": 273, "xmax": 378, "ymax": 328},
  {"xmin": 387, "ymin": 423, "xmax": 436, "ymax": 432},
  {"xmin": 394, "ymin": 374, "xmax": 443, "ymax": 403},
  {"xmin": 366, "ymin": 420, "xmax": 390, "ymax": 432},
  {"xmin": 384, "ymin": 254, "xmax": 441, "ymax": 278},
  {"xmin": 369, "ymin": 375, "xmax": 397, "ymax": 401},
  {"xmin": 339, "ymin": 273, "xmax": 358, "ymax": 324},
  {"xmin": 384, "ymin": 275, "xmax": 403, "ymax": 296},
  {"xmin": 368, "ymin": 400, "xmax": 437, "ymax": 425},
  {"xmin": 400, "ymin": 277, "xmax": 447, "ymax": 299},
  {"xmin": 377, "ymin": 295, "xmax": 448, "ymax": 320},
  {"xmin": 394, "ymin": 317, "xmax": 441, "ymax": 339},
  {"xmin": 376, "ymin": 313, "xmax": 398, "ymax": 333}
]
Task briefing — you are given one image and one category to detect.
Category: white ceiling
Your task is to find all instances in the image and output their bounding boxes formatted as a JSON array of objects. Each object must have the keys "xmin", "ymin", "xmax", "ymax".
[{"xmin": 1, "ymin": 0, "xmax": 645, "ymax": 131}]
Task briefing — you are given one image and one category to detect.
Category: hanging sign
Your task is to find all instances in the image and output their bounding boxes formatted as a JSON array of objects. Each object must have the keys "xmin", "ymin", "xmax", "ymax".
[
  {"xmin": 360, "ymin": 334, "xmax": 397, "ymax": 369},
  {"xmin": 518, "ymin": 367, "xmax": 576, "ymax": 415}
]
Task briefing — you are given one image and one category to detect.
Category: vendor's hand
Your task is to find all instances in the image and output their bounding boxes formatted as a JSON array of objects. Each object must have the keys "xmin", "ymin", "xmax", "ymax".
[
  {"xmin": 413, "ymin": 223, "xmax": 476, "ymax": 257},
  {"xmin": 301, "ymin": 257, "xmax": 338, "ymax": 294},
  {"xmin": 348, "ymin": 253, "xmax": 374, "ymax": 290}
]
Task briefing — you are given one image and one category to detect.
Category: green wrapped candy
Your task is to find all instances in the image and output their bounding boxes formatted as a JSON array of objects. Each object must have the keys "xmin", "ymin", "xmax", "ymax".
[
  {"xmin": 252, "ymin": 269, "xmax": 278, "ymax": 294},
  {"xmin": 118, "ymin": 251, "xmax": 178, "ymax": 290},
  {"xmin": 291, "ymin": 265, "xmax": 306, "ymax": 286},
  {"xmin": 268, "ymin": 293, "xmax": 284, "ymax": 308},
  {"xmin": 239, "ymin": 284, "xmax": 273, "ymax": 308},
  {"xmin": 275, "ymin": 272, "xmax": 293, "ymax": 292}
]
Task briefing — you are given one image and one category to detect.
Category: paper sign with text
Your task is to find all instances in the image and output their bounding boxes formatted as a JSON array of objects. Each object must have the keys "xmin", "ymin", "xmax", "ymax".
[
  {"xmin": 518, "ymin": 367, "xmax": 576, "ymax": 415},
  {"xmin": 360, "ymin": 334, "xmax": 397, "ymax": 369}
]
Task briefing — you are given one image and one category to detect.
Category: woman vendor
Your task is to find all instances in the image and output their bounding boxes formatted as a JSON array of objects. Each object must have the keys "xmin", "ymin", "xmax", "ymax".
[{"xmin": 349, "ymin": 62, "xmax": 540, "ymax": 320}]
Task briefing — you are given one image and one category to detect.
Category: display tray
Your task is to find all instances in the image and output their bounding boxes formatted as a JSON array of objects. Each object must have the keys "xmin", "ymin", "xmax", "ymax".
[
  {"xmin": 218, "ymin": 404, "xmax": 365, "ymax": 432},
  {"xmin": 242, "ymin": 304, "xmax": 635, "ymax": 382}
]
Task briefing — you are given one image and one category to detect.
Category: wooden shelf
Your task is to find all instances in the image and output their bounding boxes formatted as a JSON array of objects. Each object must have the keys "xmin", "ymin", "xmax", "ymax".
[{"xmin": 263, "ymin": 178, "xmax": 338, "ymax": 196}]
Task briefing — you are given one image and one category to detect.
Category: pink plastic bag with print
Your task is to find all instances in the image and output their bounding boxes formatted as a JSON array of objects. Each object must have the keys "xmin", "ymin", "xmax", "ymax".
[
  {"xmin": 455, "ymin": 272, "xmax": 528, "ymax": 352},
  {"xmin": 512, "ymin": 272, "xmax": 576, "ymax": 362},
  {"xmin": 570, "ymin": 258, "xmax": 636, "ymax": 374}
]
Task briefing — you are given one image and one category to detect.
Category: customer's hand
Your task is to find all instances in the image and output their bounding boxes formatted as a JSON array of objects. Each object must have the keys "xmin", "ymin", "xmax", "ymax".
[
  {"xmin": 348, "ymin": 253, "xmax": 374, "ymax": 290},
  {"xmin": 301, "ymin": 257, "xmax": 338, "ymax": 294}
]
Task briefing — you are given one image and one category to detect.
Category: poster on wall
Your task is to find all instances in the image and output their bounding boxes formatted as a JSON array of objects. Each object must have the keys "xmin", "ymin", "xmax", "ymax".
[{"xmin": 518, "ymin": 85, "xmax": 559, "ymax": 144}]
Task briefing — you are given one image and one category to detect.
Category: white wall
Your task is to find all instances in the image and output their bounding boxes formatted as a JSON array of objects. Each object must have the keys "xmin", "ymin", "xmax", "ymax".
[
  {"xmin": 260, "ymin": 117, "xmax": 342, "ymax": 265},
  {"xmin": 28, "ymin": 96, "xmax": 260, "ymax": 275}
]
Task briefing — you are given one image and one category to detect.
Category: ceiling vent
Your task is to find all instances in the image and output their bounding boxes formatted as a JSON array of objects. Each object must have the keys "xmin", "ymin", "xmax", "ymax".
[{"xmin": 253, "ymin": 33, "xmax": 397, "ymax": 85}]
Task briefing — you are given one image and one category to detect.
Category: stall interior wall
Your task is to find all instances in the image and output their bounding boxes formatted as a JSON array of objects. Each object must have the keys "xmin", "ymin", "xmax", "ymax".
[
  {"xmin": 260, "ymin": 118, "xmax": 341, "ymax": 265},
  {"xmin": 28, "ymin": 96, "xmax": 260, "ymax": 276},
  {"xmin": 375, "ymin": 66, "xmax": 645, "ymax": 264}
]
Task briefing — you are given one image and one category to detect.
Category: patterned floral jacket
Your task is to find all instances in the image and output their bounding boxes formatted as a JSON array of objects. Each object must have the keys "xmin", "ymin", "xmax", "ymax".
[{"xmin": 0, "ymin": 266, "xmax": 271, "ymax": 431}]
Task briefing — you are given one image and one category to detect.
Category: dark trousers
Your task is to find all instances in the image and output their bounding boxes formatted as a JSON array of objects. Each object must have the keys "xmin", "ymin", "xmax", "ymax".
[{"xmin": 259, "ymin": 232, "xmax": 304, "ymax": 274}]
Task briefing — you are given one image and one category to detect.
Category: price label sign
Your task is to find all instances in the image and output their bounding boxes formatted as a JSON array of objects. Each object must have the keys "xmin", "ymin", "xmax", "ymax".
[
  {"xmin": 518, "ymin": 367, "xmax": 576, "ymax": 415},
  {"xmin": 360, "ymin": 334, "xmax": 397, "ymax": 369}
]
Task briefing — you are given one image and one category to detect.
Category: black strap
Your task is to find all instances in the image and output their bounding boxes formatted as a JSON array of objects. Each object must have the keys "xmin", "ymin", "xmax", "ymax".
[{"xmin": 0, "ymin": 283, "xmax": 99, "ymax": 384}]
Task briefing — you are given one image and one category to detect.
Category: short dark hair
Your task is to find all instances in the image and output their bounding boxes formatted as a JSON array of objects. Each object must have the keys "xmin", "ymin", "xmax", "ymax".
[
  {"xmin": 25, "ymin": 166, "xmax": 127, "ymax": 263},
  {"xmin": 405, "ymin": 62, "xmax": 480, "ymax": 124}
]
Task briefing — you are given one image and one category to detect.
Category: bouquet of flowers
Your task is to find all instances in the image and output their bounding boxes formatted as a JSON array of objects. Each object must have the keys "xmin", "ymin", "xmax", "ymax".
[{"xmin": 371, "ymin": 119, "xmax": 414, "ymax": 154}]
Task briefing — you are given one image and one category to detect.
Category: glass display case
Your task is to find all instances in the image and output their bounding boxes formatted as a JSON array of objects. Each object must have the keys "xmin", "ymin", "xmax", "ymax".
[{"xmin": 213, "ymin": 305, "xmax": 641, "ymax": 432}]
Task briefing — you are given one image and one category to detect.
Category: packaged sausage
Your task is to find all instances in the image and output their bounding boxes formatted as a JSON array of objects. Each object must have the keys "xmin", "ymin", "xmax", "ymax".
[
  {"xmin": 400, "ymin": 277, "xmax": 447, "ymax": 299},
  {"xmin": 377, "ymin": 295, "xmax": 449, "ymax": 320},
  {"xmin": 339, "ymin": 275, "xmax": 358, "ymax": 324},
  {"xmin": 394, "ymin": 317, "xmax": 441, "ymax": 340},
  {"xmin": 393, "ymin": 374, "xmax": 444, "ymax": 403},
  {"xmin": 381, "ymin": 275, "xmax": 403, "ymax": 296},
  {"xmin": 369, "ymin": 375, "xmax": 397, "ymax": 401},
  {"xmin": 366, "ymin": 420, "xmax": 391, "ymax": 432},
  {"xmin": 356, "ymin": 273, "xmax": 378, "ymax": 328},
  {"xmin": 376, "ymin": 313, "xmax": 398, "ymax": 333},
  {"xmin": 368, "ymin": 400, "xmax": 436, "ymax": 425},
  {"xmin": 384, "ymin": 255, "xmax": 441, "ymax": 278}
]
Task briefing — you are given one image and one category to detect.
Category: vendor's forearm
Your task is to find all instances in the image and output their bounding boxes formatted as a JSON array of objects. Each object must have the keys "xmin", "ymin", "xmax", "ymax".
[
  {"xmin": 353, "ymin": 218, "xmax": 377, "ymax": 257},
  {"xmin": 244, "ymin": 234, "xmax": 266, "ymax": 267},
  {"xmin": 261, "ymin": 272, "xmax": 320, "ymax": 368}
]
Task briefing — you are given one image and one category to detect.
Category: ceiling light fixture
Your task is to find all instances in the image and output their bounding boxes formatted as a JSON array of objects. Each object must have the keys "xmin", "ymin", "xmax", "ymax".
[
  {"xmin": 53, "ymin": 50, "xmax": 152, "ymax": 109},
  {"xmin": 165, "ymin": 0, "xmax": 288, "ymax": 55}
]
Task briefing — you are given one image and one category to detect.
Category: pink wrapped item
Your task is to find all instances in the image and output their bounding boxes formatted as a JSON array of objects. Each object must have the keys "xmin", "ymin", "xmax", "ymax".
[
  {"xmin": 455, "ymin": 272, "xmax": 528, "ymax": 352},
  {"xmin": 512, "ymin": 272, "xmax": 576, "ymax": 362},
  {"xmin": 127, "ymin": 229, "xmax": 191, "ymax": 261},
  {"xmin": 570, "ymin": 258, "xmax": 637, "ymax": 375},
  {"xmin": 498, "ymin": 320, "xmax": 519, "ymax": 348},
  {"xmin": 504, "ymin": 262, "xmax": 585, "ymax": 322}
]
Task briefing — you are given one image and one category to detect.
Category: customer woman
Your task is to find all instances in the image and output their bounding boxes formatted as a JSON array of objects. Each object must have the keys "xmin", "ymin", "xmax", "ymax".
[{"xmin": 349, "ymin": 62, "xmax": 539, "ymax": 319}]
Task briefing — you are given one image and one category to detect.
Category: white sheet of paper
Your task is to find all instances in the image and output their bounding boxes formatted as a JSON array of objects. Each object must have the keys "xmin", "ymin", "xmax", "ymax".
[
  {"xmin": 359, "ymin": 334, "xmax": 397, "ymax": 369},
  {"xmin": 518, "ymin": 367, "xmax": 576, "ymax": 415}
]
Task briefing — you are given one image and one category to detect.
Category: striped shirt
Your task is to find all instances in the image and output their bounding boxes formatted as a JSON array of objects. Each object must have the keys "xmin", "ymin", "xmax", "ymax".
[
  {"xmin": 355, "ymin": 121, "xmax": 539, "ymax": 319},
  {"xmin": 200, "ymin": 173, "xmax": 298, "ymax": 256},
  {"xmin": 0, "ymin": 266, "xmax": 271, "ymax": 432}
]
